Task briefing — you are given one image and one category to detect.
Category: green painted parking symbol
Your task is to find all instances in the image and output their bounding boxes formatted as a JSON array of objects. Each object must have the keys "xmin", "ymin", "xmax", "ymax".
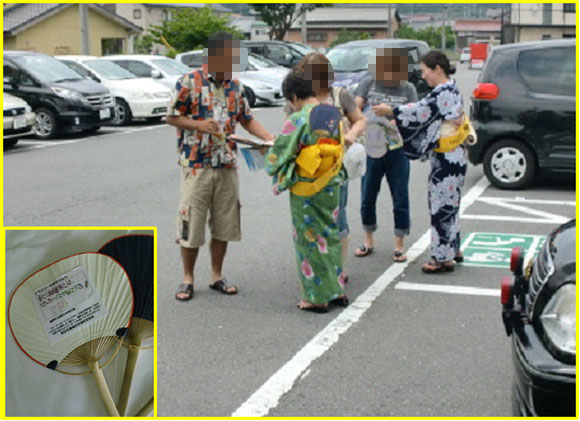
[{"xmin": 460, "ymin": 233, "xmax": 546, "ymax": 269}]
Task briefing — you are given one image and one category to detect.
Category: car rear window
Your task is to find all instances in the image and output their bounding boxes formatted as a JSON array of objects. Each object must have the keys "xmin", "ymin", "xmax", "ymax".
[{"xmin": 517, "ymin": 47, "xmax": 575, "ymax": 96}]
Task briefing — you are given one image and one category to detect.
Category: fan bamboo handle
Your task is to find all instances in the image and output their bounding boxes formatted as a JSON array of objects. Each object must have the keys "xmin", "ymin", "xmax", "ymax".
[
  {"xmin": 135, "ymin": 397, "xmax": 154, "ymax": 417},
  {"xmin": 117, "ymin": 344, "xmax": 141, "ymax": 416},
  {"xmin": 88, "ymin": 359, "xmax": 120, "ymax": 417}
]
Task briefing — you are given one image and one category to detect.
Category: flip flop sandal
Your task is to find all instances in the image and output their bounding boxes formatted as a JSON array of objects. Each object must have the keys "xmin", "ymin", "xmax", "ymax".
[
  {"xmin": 209, "ymin": 279, "xmax": 238, "ymax": 295},
  {"xmin": 355, "ymin": 245, "xmax": 374, "ymax": 257},
  {"xmin": 393, "ymin": 251, "xmax": 408, "ymax": 262},
  {"xmin": 422, "ymin": 260, "xmax": 455, "ymax": 274},
  {"xmin": 175, "ymin": 283, "xmax": 194, "ymax": 301},
  {"xmin": 297, "ymin": 301, "xmax": 329, "ymax": 313},
  {"xmin": 330, "ymin": 295, "xmax": 349, "ymax": 308}
]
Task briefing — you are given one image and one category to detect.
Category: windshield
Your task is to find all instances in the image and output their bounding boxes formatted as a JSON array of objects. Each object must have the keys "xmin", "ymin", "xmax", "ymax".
[
  {"xmin": 85, "ymin": 59, "xmax": 136, "ymax": 80},
  {"xmin": 249, "ymin": 53, "xmax": 276, "ymax": 68},
  {"xmin": 327, "ymin": 46, "xmax": 376, "ymax": 72},
  {"xmin": 152, "ymin": 59, "xmax": 190, "ymax": 75},
  {"xmin": 288, "ymin": 42, "xmax": 315, "ymax": 55},
  {"xmin": 13, "ymin": 54, "xmax": 83, "ymax": 83}
]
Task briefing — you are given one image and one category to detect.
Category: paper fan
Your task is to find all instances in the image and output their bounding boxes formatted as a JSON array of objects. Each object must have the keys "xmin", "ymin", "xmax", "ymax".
[
  {"xmin": 99, "ymin": 234, "xmax": 154, "ymax": 416},
  {"xmin": 8, "ymin": 252, "xmax": 134, "ymax": 416}
]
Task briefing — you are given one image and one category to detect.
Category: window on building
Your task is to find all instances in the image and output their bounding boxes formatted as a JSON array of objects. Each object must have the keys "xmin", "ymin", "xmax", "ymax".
[
  {"xmin": 102, "ymin": 38, "xmax": 124, "ymax": 56},
  {"xmin": 542, "ymin": 3, "xmax": 552, "ymax": 25},
  {"xmin": 541, "ymin": 34, "xmax": 552, "ymax": 40},
  {"xmin": 518, "ymin": 47, "xmax": 575, "ymax": 96},
  {"xmin": 133, "ymin": 9, "xmax": 142, "ymax": 19},
  {"xmin": 162, "ymin": 9, "xmax": 172, "ymax": 21},
  {"xmin": 307, "ymin": 32, "xmax": 327, "ymax": 42},
  {"xmin": 563, "ymin": 3, "xmax": 575, "ymax": 13}
]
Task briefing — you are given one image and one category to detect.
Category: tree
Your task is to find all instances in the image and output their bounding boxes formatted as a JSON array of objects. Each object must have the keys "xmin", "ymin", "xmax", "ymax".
[
  {"xmin": 329, "ymin": 29, "xmax": 372, "ymax": 48},
  {"xmin": 250, "ymin": 4, "xmax": 329, "ymax": 41},
  {"xmin": 133, "ymin": 34, "xmax": 154, "ymax": 54},
  {"xmin": 396, "ymin": 24, "xmax": 455, "ymax": 50},
  {"xmin": 149, "ymin": 7, "xmax": 244, "ymax": 53}
]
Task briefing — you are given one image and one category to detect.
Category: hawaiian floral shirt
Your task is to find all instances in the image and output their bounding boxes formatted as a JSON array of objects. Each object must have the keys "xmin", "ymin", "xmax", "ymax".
[{"xmin": 167, "ymin": 69, "xmax": 253, "ymax": 169}]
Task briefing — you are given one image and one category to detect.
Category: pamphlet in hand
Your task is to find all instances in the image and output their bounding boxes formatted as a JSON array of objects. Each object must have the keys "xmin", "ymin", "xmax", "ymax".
[
  {"xmin": 228, "ymin": 135, "xmax": 274, "ymax": 171},
  {"xmin": 228, "ymin": 134, "xmax": 273, "ymax": 149}
]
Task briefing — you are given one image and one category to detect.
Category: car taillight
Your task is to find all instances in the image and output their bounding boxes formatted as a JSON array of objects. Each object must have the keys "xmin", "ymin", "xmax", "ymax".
[
  {"xmin": 510, "ymin": 247, "xmax": 524, "ymax": 276},
  {"xmin": 501, "ymin": 275, "xmax": 514, "ymax": 306},
  {"xmin": 472, "ymin": 83, "xmax": 499, "ymax": 100}
]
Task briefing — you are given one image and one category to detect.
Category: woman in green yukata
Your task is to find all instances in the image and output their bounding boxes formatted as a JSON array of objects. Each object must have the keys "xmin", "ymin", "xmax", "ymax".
[{"xmin": 265, "ymin": 70, "xmax": 349, "ymax": 313}]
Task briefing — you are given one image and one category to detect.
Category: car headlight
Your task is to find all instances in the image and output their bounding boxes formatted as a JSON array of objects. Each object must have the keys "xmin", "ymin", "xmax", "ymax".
[
  {"xmin": 51, "ymin": 87, "xmax": 88, "ymax": 104},
  {"xmin": 24, "ymin": 105, "xmax": 32, "ymax": 113},
  {"xmin": 540, "ymin": 283, "xmax": 576, "ymax": 357},
  {"xmin": 132, "ymin": 91, "xmax": 154, "ymax": 100}
]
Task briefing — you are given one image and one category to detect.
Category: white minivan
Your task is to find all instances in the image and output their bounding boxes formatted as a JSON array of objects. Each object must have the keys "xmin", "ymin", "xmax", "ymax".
[
  {"xmin": 58, "ymin": 56, "xmax": 172, "ymax": 125},
  {"xmin": 103, "ymin": 55, "xmax": 191, "ymax": 90}
]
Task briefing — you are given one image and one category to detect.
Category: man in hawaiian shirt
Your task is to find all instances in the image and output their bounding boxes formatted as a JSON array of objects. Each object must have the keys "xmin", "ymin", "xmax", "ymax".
[{"xmin": 168, "ymin": 31, "xmax": 275, "ymax": 301}]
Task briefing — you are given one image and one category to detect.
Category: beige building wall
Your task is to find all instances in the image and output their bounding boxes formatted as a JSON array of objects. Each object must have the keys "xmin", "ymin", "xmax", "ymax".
[
  {"xmin": 4, "ymin": 5, "xmax": 133, "ymax": 56},
  {"xmin": 286, "ymin": 29, "xmax": 389, "ymax": 49},
  {"xmin": 517, "ymin": 26, "xmax": 576, "ymax": 42},
  {"xmin": 511, "ymin": 3, "xmax": 576, "ymax": 26}
]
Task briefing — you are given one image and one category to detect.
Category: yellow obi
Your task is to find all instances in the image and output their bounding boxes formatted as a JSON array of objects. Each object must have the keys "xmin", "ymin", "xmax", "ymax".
[
  {"xmin": 434, "ymin": 115, "xmax": 474, "ymax": 153},
  {"xmin": 290, "ymin": 122, "xmax": 344, "ymax": 197}
]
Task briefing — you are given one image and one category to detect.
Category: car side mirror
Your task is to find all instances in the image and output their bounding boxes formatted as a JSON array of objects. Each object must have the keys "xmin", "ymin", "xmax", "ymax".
[
  {"xmin": 284, "ymin": 53, "xmax": 292, "ymax": 61},
  {"xmin": 151, "ymin": 69, "xmax": 162, "ymax": 79}
]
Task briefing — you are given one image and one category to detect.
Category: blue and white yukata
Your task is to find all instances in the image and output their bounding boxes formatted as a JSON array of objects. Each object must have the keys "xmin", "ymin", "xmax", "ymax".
[{"xmin": 393, "ymin": 80, "xmax": 467, "ymax": 263}]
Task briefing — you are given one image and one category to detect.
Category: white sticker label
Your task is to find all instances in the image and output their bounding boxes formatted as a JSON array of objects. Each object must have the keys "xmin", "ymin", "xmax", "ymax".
[{"xmin": 32, "ymin": 266, "xmax": 107, "ymax": 344}]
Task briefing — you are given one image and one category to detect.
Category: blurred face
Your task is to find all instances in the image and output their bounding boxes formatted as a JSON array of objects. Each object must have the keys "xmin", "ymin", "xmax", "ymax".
[
  {"xmin": 303, "ymin": 61, "xmax": 334, "ymax": 94},
  {"xmin": 369, "ymin": 48, "xmax": 409, "ymax": 87},
  {"xmin": 206, "ymin": 39, "xmax": 243, "ymax": 81},
  {"xmin": 420, "ymin": 62, "xmax": 445, "ymax": 88}
]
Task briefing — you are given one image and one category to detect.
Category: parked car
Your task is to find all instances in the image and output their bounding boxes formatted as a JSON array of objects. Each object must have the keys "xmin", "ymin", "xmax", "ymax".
[
  {"xmin": 104, "ymin": 55, "xmax": 190, "ymax": 90},
  {"xmin": 3, "ymin": 93, "xmax": 35, "ymax": 148},
  {"xmin": 460, "ymin": 47, "xmax": 471, "ymax": 63},
  {"xmin": 326, "ymin": 39, "xmax": 431, "ymax": 98},
  {"xmin": 174, "ymin": 50, "xmax": 283, "ymax": 107},
  {"xmin": 501, "ymin": 219, "xmax": 575, "ymax": 416},
  {"xmin": 244, "ymin": 40, "xmax": 315, "ymax": 68},
  {"xmin": 57, "ymin": 56, "xmax": 172, "ymax": 126},
  {"xmin": 469, "ymin": 39, "xmax": 575, "ymax": 189},
  {"xmin": 3, "ymin": 51, "xmax": 115, "ymax": 139}
]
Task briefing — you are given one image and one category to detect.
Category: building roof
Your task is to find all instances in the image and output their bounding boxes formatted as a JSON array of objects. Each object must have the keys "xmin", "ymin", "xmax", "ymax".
[
  {"xmin": 147, "ymin": 3, "xmax": 232, "ymax": 13},
  {"xmin": 290, "ymin": 7, "xmax": 395, "ymax": 29},
  {"xmin": 3, "ymin": 3, "xmax": 142, "ymax": 36},
  {"xmin": 454, "ymin": 19, "xmax": 502, "ymax": 32}
]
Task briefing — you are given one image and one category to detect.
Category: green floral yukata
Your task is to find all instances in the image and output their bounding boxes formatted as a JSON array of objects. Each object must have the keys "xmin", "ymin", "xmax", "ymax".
[{"xmin": 266, "ymin": 104, "xmax": 347, "ymax": 304}]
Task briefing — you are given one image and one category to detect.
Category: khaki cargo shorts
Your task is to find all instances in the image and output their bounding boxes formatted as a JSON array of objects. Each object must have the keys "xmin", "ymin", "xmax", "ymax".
[{"xmin": 176, "ymin": 167, "xmax": 241, "ymax": 248}]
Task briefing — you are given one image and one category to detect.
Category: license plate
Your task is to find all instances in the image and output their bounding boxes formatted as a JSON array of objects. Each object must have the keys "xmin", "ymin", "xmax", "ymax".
[
  {"xmin": 99, "ymin": 108, "xmax": 111, "ymax": 119},
  {"xmin": 13, "ymin": 116, "xmax": 27, "ymax": 129}
]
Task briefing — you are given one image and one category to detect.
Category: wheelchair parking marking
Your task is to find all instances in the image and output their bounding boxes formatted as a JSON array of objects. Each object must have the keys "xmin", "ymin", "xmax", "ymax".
[
  {"xmin": 462, "ymin": 197, "xmax": 569, "ymax": 225},
  {"xmin": 460, "ymin": 232, "xmax": 545, "ymax": 269},
  {"xmin": 395, "ymin": 282, "xmax": 500, "ymax": 297}
]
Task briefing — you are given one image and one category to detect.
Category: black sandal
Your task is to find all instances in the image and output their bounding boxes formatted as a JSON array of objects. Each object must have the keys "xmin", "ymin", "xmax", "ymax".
[
  {"xmin": 393, "ymin": 250, "xmax": 407, "ymax": 263},
  {"xmin": 175, "ymin": 283, "xmax": 194, "ymax": 301},
  {"xmin": 330, "ymin": 295, "xmax": 349, "ymax": 308},
  {"xmin": 209, "ymin": 279, "xmax": 238, "ymax": 295},
  {"xmin": 297, "ymin": 301, "xmax": 329, "ymax": 313},
  {"xmin": 354, "ymin": 245, "xmax": 374, "ymax": 257},
  {"xmin": 454, "ymin": 253, "xmax": 464, "ymax": 263},
  {"xmin": 422, "ymin": 260, "xmax": 455, "ymax": 274}
]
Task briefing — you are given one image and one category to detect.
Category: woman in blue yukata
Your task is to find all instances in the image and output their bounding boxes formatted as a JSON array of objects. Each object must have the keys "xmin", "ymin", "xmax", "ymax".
[{"xmin": 375, "ymin": 51, "xmax": 467, "ymax": 273}]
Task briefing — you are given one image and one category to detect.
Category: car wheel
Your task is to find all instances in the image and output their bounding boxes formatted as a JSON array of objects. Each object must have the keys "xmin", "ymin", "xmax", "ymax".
[
  {"xmin": 34, "ymin": 108, "xmax": 58, "ymax": 139},
  {"xmin": 112, "ymin": 98, "xmax": 132, "ymax": 126},
  {"xmin": 4, "ymin": 138, "xmax": 19, "ymax": 148},
  {"xmin": 244, "ymin": 86, "xmax": 256, "ymax": 108},
  {"xmin": 146, "ymin": 117, "xmax": 163, "ymax": 124},
  {"xmin": 483, "ymin": 139, "xmax": 536, "ymax": 189}
]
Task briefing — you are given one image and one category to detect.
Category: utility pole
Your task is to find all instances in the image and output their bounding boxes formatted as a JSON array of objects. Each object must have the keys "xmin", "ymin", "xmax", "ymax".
[
  {"xmin": 80, "ymin": 4, "xmax": 89, "ymax": 55},
  {"xmin": 300, "ymin": 6, "xmax": 307, "ymax": 44},
  {"xmin": 441, "ymin": 5, "xmax": 447, "ymax": 50},
  {"xmin": 387, "ymin": 4, "xmax": 392, "ymax": 38}
]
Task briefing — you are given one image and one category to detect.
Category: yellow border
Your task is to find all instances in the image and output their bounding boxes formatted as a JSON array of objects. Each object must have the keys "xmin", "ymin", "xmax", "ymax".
[{"xmin": 1, "ymin": 0, "xmax": 578, "ymax": 420}]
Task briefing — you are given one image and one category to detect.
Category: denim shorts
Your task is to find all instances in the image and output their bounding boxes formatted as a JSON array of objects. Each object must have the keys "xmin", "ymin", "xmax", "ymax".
[{"xmin": 338, "ymin": 181, "xmax": 349, "ymax": 239}]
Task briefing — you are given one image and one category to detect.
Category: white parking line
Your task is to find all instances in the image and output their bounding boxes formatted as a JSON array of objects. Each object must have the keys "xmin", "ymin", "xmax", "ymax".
[
  {"xmin": 231, "ymin": 176, "xmax": 490, "ymax": 417},
  {"xmin": 481, "ymin": 197, "xmax": 575, "ymax": 206},
  {"xmin": 395, "ymin": 282, "xmax": 500, "ymax": 297},
  {"xmin": 462, "ymin": 197, "xmax": 569, "ymax": 225}
]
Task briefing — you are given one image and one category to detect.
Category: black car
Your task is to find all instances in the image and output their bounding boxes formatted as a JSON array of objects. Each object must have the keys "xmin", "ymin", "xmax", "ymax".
[
  {"xmin": 326, "ymin": 39, "xmax": 431, "ymax": 98},
  {"xmin": 3, "ymin": 51, "xmax": 115, "ymax": 139},
  {"xmin": 469, "ymin": 39, "xmax": 575, "ymax": 189},
  {"xmin": 244, "ymin": 40, "xmax": 316, "ymax": 68},
  {"xmin": 501, "ymin": 219, "xmax": 576, "ymax": 416}
]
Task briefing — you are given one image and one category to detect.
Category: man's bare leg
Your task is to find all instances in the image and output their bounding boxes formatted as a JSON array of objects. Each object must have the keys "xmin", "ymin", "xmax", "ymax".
[{"xmin": 176, "ymin": 246, "xmax": 198, "ymax": 299}]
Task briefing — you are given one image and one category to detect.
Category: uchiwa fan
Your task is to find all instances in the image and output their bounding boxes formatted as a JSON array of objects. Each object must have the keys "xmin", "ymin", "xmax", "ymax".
[
  {"xmin": 99, "ymin": 234, "xmax": 153, "ymax": 416},
  {"xmin": 8, "ymin": 253, "xmax": 134, "ymax": 417}
]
